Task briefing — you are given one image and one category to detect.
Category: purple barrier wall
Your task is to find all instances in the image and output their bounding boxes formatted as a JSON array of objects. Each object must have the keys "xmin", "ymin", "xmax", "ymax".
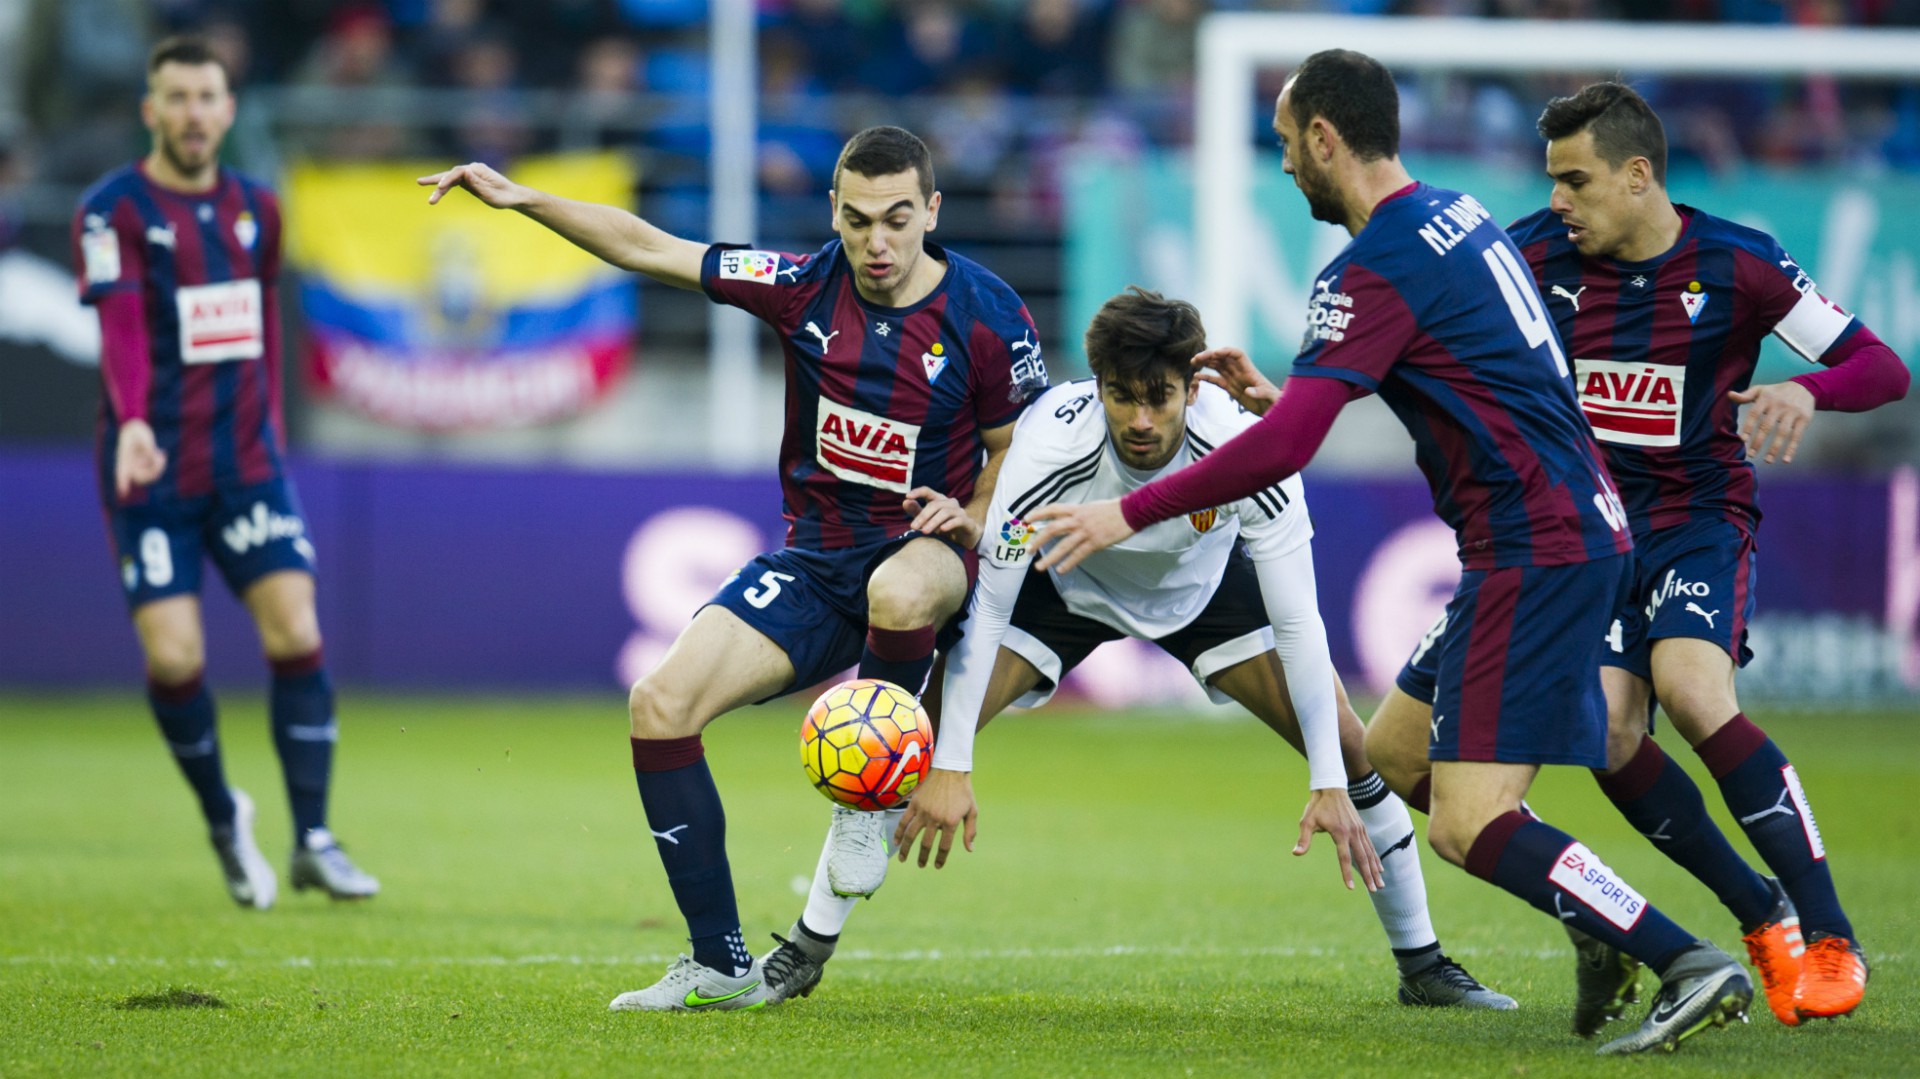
[{"xmin": 3, "ymin": 450, "xmax": 1915, "ymax": 700}]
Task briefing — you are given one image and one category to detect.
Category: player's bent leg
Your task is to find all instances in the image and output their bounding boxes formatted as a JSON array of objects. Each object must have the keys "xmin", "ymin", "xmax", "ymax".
[
  {"xmin": 860, "ymin": 537, "xmax": 970, "ymax": 695},
  {"xmin": 1653, "ymin": 638, "xmax": 1859, "ymax": 1022},
  {"xmin": 621, "ymin": 607, "xmax": 794, "ymax": 1006},
  {"xmin": 1362, "ymin": 687, "xmax": 1434, "ymax": 811},
  {"xmin": 773, "ymin": 648, "xmax": 1047, "ymax": 1005}
]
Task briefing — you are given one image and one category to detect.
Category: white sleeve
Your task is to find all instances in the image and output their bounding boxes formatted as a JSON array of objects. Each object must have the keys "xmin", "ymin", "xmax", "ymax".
[
  {"xmin": 1253, "ymin": 543, "xmax": 1346, "ymax": 791},
  {"xmin": 930, "ymin": 555, "xmax": 1025, "ymax": 773}
]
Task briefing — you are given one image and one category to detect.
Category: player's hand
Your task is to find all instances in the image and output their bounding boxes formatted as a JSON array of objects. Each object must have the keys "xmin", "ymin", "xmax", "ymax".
[
  {"xmin": 1192, "ymin": 347, "xmax": 1281, "ymax": 416},
  {"xmin": 1027, "ymin": 499, "xmax": 1133, "ymax": 574},
  {"xmin": 893, "ymin": 768, "xmax": 977, "ymax": 869},
  {"xmin": 418, "ymin": 162, "xmax": 530, "ymax": 210},
  {"xmin": 1729, "ymin": 380, "xmax": 1816, "ymax": 464},
  {"xmin": 114, "ymin": 418, "xmax": 167, "ymax": 500},
  {"xmin": 1294, "ymin": 788, "xmax": 1384, "ymax": 893},
  {"xmin": 903, "ymin": 487, "xmax": 982, "ymax": 549}
]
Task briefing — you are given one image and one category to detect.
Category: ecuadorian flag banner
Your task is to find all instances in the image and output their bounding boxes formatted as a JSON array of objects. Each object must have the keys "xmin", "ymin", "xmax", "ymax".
[{"xmin": 286, "ymin": 153, "xmax": 638, "ymax": 429}]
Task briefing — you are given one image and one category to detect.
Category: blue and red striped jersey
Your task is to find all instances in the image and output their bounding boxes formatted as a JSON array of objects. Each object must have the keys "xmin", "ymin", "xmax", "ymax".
[
  {"xmin": 1511, "ymin": 206, "xmax": 1863, "ymax": 537},
  {"xmin": 73, "ymin": 162, "xmax": 285, "ymax": 504},
  {"xmin": 703, "ymin": 239, "xmax": 1048, "ymax": 550},
  {"xmin": 1289, "ymin": 182, "xmax": 1631, "ymax": 570}
]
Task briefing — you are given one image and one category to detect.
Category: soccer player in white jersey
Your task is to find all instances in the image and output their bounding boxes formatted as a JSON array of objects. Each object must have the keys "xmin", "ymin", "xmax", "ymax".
[{"xmin": 760, "ymin": 288, "xmax": 1515, "ymax": 1011}]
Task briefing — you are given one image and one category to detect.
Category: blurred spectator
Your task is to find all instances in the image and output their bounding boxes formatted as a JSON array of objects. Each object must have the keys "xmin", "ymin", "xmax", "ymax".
[
  {"xmin": 288, "ymin": 4, "xmax": 414, "ymax": 160},
  {"xmin": 442, "ymin": 31, "xmax": 535, "ymax": 164},
  {"xmin": 777, "ymin": 0, "xmax": 869, "ymax": 92},
  {"xmin": 564, "ymin": 34, "xmax": 649, "ymax": 150},
  {"xmin": 1003, "ymin": 0, "xmax": 1108, "ymax": 97},
  {"xmin": 861, "ymin": 1, "xmax": 998, "ymax": 95},
  {"xmin": 758, "ymin": 31, "xmax": 841, "ymax": 194},
  {"xmin": 21, "ymin": 0, "xmax": 154, "ymax": 183}
]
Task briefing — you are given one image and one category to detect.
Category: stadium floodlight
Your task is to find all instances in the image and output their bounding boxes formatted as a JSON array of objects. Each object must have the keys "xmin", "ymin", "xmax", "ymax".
[{"xmin": 1195, "ymin": 13, "xmax": 1920, "ymax": 352}]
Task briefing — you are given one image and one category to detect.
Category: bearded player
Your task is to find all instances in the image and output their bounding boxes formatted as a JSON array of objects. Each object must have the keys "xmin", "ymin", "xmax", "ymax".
[
  {"xmin": 72, "ymin": 36, "xmax": 379, "ymax": 909},
  {"xmin": 423, "ymin": 126, "xmax": 1047, "ymax": 1012}
]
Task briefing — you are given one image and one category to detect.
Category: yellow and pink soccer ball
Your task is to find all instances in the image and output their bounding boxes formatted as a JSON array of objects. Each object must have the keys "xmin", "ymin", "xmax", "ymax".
[{"xmin": 799, "ymin": 678, "xmax": 933, "ymax": 812}]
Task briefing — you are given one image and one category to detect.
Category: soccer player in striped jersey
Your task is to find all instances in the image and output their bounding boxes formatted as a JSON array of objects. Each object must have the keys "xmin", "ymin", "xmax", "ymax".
[
  {"xmin": 759, "ymin": 288, "xmax": 1513, "ymax": 1013},
  {"xmin": 1029, "ymin": 51, "xmax": 1754, "ymax": 1057},
  {"xmin": 422, "ymin": 126, "xmax": 1047, "ymax": 1012},
  {"xmin": 72, "ymin": 37, "xmax": 379, "ymax": 910},
  {"xmin": 1366, "ymin": 83, "xmax": 1904, "ymax": 1031}
]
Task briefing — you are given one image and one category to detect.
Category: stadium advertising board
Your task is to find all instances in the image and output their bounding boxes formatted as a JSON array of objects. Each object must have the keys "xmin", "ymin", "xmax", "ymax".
[
  {"xmin": 1064, "ymin": 152, "xmax": 1920, "ymax": 381},
  {"xmin": 285, "ymin": 152, "xmax": 639, "ymax": 430},
  {"xmin": 1, "ymin": 453, "xmax": 1912, "ymax": 703}
]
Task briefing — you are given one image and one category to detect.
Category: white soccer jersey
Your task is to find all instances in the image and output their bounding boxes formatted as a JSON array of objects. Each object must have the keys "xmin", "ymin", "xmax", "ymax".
[
  {"xmin": 934, "ymin": 380, "xmax": 1344, "ymax": 791},
  {"xmin": 984, "ymin": 380, "xmax": 1311, "ymax": 638}
]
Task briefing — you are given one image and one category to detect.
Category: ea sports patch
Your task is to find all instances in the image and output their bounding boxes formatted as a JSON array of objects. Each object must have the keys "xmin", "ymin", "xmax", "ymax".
[
  {"xmin": 1548, "ymin": 841, "xmax": 1647, "ymax": 931},
  {"xmin": 718, "ymin": 249, "xmax": 781, "ymax": 284}
]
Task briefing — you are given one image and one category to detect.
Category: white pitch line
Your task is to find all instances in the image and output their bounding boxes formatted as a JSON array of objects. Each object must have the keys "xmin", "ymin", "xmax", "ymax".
[{"xmin": 11, "ymin": 945, "xmax": 1897, "ymax": 969}]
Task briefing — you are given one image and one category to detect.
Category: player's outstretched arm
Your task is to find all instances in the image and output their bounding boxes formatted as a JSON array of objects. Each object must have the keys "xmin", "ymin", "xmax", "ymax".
[
  {"xmin": 418, "ymin": 162, "xmax": 706, "ymax": 291},
  {"xmin": 1192, "ymin": 346, "xmax": 1281, "ymax": 416},
  {"xmin": 893, "ymin": 768, "xmax": 977, "ymax": 869}
]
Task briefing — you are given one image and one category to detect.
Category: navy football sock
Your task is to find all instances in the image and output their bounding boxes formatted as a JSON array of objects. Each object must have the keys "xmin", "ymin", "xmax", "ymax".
[
  {"xmin": 858, "ymin": 624, "xmax": 937, "ymax": 696},
  {"xmin": 1465, "ymin": 811, "xmax": 1695, "ymax": 976},
  {"xmin": 632, "ymin": 735, "xmax": 751, "ymax": 976},
  {"xmin": 1595, "ymin": 735, "xmax": 1774, "ymax": 929},
  {"xmin": 1698, "ymin": 713, "xmax": 1854, "ymax": 940},
  {"xmin": 148, "ymin": 673, "xmax": 237, "ymax": 829},
  {"xmin": 269, "ymin": 650, "xmax": 336, "ymax": 842}
]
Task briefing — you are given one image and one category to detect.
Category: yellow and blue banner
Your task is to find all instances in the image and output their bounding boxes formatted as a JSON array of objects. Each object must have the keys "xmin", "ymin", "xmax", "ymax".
[{"xmin": 285, "ymin": 152, "xmax": 638, "ymax": 429}]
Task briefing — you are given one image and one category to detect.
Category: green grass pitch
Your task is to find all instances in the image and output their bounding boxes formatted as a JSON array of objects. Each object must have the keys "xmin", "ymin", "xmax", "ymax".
[{"xmin": 1, "ymin": 692, "xmax": 1913, "ymax": 1077}]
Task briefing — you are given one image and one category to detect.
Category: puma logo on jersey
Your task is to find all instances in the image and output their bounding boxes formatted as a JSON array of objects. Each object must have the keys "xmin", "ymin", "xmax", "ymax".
[
  {"xmin": 1550, "ymin": 284, "xmax": 1586, "ymax": 311},
  {"xmin": 777, "ymin": 263, "xmax": 802, "ymax": 281},
  {"xmin": 805, "ymin": 321, "xmax": 840, "ymax": 354},
  {"xmin": 651, "ymin": 824, "xmax": 690, "ymax": 845},
  {"xmin": 1685, "ymin": 602, "xmax": 1719, "ymax": 628}
]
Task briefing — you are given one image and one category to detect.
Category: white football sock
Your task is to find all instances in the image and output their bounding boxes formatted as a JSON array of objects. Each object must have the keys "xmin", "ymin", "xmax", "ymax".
[{"xmin": 1350, "ymin": 772, "xmax": 1438, "ymax": 954}]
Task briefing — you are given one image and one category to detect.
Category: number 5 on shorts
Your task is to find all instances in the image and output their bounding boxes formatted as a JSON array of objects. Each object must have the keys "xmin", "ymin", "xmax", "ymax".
[{"xmin": 743, "ymin": 570, "xmax": 797, "ymax": 609}]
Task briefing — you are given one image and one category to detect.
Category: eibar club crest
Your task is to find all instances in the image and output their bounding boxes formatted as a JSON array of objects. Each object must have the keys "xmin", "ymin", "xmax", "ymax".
[
  {"xmin": 234, "ymin": 211, "xmax": 258, "ymax": 250},
  {"xmin": 1188, "ymin": 507, "xmax": 1219, "ymax": 533},
  {"xmin": 1679, "ymin": 280, "xmax": 1708, "ymax": 324},
  {"xmin": 921, "ymin": 342, "xmax": 948, "ymax": 383}
]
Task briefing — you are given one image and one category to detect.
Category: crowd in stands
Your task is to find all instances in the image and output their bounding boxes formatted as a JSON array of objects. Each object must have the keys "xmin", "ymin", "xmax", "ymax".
[{"xmin": 4, "ymin": 0, "xmax": 1920, "ymax": 239}]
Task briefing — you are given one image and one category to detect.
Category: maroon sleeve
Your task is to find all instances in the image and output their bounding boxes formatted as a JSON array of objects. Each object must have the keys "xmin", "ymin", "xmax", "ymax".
[
  {"xmin": 74, "ymin": 199, "xmax": 153, "ymax": 422},
  {"xmin": 1119, "ymin": 374, "xmax": 1361, "ymax": 530},
  {"xmin": 700, "ymin": 244, "xmax": 813, "ymax": 326},
  {"xmin": 1790, "ymin": 326, "xmax": 1910, "ymax": 412},
  {"xmin": 969, "ymin": 305, "xmax": 1047, "ymax": 430}
]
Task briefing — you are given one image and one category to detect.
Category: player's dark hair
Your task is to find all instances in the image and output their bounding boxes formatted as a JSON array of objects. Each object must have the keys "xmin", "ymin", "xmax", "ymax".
[
  {"xmin": 1538, "ymin": 81, "xmax": 1668, "ymax": 186},
  {"xmin": 1085, "ymin": 287, "xmax": 1207, "ymax": 405},
  {"xmin": 834, "ymin": 126, "xmax": 935, "ymax": 202},
  {"xmin": 147, "ymin": 35, "xmax": 231, "ymax": 86},
  {"xmin": 1286, "ymin": 49, "xmax": 1399, "ymax": 162}
]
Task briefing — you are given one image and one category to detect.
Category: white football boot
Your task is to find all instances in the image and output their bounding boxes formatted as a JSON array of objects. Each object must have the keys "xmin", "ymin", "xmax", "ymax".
[
  {"xmin": 210, "ymin": 789, "xmax": 276, "ymax": 910},
  {"xmin": 825, "ymin": 805, "xmax": 904, "ymax": 897},
  {"xmin": 290, "ymin": 827, "xmax": 380, "ymax": 899},
  {"xmin": 609, "ymin": 955, "xmax": 767, "ymax": 1012}
]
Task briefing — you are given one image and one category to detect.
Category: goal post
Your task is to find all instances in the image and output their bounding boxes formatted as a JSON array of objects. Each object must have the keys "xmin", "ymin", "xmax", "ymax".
[{"xmin": 1194, "ymin": 13, "xmax": 1920, "ymax": 352}]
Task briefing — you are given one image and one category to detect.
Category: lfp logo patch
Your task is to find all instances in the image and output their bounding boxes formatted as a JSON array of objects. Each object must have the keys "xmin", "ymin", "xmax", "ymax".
[
  {"xmin": 719, "ymin": 250, "xmax": 781, "ymax": 284},
  {"xmin": 993, "ymin": 517, "xmax": 1033, "ymax": 564}
]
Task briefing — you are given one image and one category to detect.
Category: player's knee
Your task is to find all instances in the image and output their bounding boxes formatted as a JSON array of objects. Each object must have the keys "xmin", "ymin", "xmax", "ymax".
[
  {"xmin": 143, "ymin": 636, "xmax": 205, "ymax": 686},
  {"xmin": 1604, "ymin": 721, "xmax": 1646, "ymax": 773},
  {"xmin": 627, "ymin": 676, "xmax": 694, "ymax": 739},
  {"xmin": 865, "ymin": 575, "xmax": 945, "ymax": 630},
  {"xmin": 1657, "ymin": 687, "xmax": 1738, "ymax": 745},
  {"xmin": 260, "ymin": 609, "xmax": 322, "ymax": 660}
]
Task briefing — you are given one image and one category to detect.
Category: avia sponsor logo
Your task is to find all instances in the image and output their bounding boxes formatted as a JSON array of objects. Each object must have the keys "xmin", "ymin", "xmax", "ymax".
[
  {"xmin": 717, "ymin": 249, "xmax": 781, "ymax": 284},
  {"xmin": 1303, "ymin": 277, "xmax": 1356, "ymax": 346},
  {"xmin": 1548, "ymin": 841, "xmax": 1647, "ymax": 931},
  {"xmin": 1574, "ymin": 357, "xmax": 1684, "ymax": 447},
  {"xmin": 1646, "ymin": 568, "xmax": 1712, "ymax": 622},
  {"xmin": 994, "ymin": 516, "xmax": 1033, "ymax": 563},
  {"xmin": 815, "ymin": 399, "xmax": 920, "ymax": 493},
  {"xmin": 222, "ymin": 501, "xmax": 315, "ymax": 562},
  {"xmin": 1188, "ymin": 507, "xmax": 1219, "ymax": 533},
  {"xmin": 175, "ymin": 279, "xmax": 264, "ymax": 364},
  {"xmin": 1415, "ymin": 192, "xmax": 1494, "ymax": 257}
]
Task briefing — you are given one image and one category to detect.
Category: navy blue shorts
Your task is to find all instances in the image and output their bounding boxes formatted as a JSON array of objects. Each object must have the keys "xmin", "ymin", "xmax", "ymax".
[
  {"xmin": 1394, "ymin": 609, "xmax": 1448, "ymax": 707},
  {"xmin": 705, "ymin": 532, "xmax": 975, "ymax": 701},
  {"xmin": 106, "ymin": 476, "xmax": 316, "ymax": 610},
  {"xmin": 1426, "ymin": 554, "xmax": 1630, "ymax": 768},
  {"xmin": 1602, "ymin": 518, "xmax": 1757, "ymax": 683}
]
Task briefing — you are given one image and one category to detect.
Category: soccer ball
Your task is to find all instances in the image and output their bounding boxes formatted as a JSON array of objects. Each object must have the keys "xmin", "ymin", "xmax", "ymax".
[{"xmin": 799, "ymin": 678, "xmax": 933, "ymax": 811}]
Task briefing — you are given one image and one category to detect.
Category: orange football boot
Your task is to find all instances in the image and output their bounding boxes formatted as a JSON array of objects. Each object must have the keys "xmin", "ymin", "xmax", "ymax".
[
  {"xmin": 1741, "ymin": 878, "xmax": 1805, "ymax": 1026},
  {"xmin": 1793, "ymin": 933, "xmax": 1868, "ymax": 1021}
]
